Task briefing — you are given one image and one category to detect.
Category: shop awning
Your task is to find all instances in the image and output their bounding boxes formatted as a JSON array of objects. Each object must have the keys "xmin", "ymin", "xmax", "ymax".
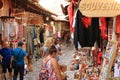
[
  {"xmin": 11, "ymin": 0, "xmax": 58, "ymax": 16},
  {"xmin": 50, "ymin": 15, "xmax": 69, "ymax": 22}
]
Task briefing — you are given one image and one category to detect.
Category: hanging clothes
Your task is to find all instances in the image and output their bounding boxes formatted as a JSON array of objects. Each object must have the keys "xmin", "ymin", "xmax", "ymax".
[
  {"xmin": 67, "ymin": 1, "xmax": 74, "ymax": 32},
  {"xmin": 9, "ymin": 21, "xmax": 18, "ymax": 42},
  {"xmin": 2, "ymin": 20, "xmax": 19, "ymax": 41},
  {"xmin": 82, "ymin": 17, "xmax": 91, "ymax": 28},
  {"xmin": 74, "ymin": 10, "xmax": 100, "ymax": 50},
  {"xmin": 0, "ymin": 20, "xmax": 3, "ymax": 42},
  {"xmin": 99, "ymin": 17, "xmax": 108, "ymax": 40},
  {"xmin": 72, "ymin": 9, "xmax": 78, "ymax": 33},
  {"xmin": 33, "ymin": 27, "xmax": 37, "ymax": 39},
  {"xmin": 26, "ymin": 26, "xmax": 34, "ymax": 55},
  {"xmin": 18, "ymin": 24, "xmax": 25, "ymax": 40},
  {"xmin": 0, "ymin": 20, "xmax": 3, "ymax": 34},
  {"xmin": 39, "ymin": 27, "xmax": 45, "ymax": 43},
  {"xmin": 4, "ymin": 21, "xmax": 10, "ymax": 41},
  {"xmin": 116, "ymin": 15, "xmax": 120, "ymax": 34}
]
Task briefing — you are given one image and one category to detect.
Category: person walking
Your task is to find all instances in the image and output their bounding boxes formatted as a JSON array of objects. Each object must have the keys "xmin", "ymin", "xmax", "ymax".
[
  {"xmin": 39, "ymin": 25, "xmax": 45, "ymax": 46},
  {"xmin": 39, "ymin": 45, "xmax": 62, "ymax": 80},
  {"xmin": 42, "ymin": 37, "xmax": 54, "ymax": 57},
  {"xmin": 11, "ymin": 41, "xmax": 28, "ymax": 80},
  {"xmin": 0, "ymin": 41, "xmax": 13, "ymax": 80}
]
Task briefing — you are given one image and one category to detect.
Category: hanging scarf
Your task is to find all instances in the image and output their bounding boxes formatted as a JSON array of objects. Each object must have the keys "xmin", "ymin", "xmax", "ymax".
[
  {"xmin": 116, "ymin": 15, "xmax": 120, "ymax": 34},
  {"xmin": 99, "ymin": 17, "xmax": 108, "ymax": 40}
]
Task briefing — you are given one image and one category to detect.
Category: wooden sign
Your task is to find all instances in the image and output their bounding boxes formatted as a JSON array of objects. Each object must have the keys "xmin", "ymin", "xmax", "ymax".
[
  {"xmin": 99, "ymin": 40, "xmax": 118, "ymax": 80},
  {"xmin": 79, "ymin": 0, "xmax": 120, "ymax": 17}
]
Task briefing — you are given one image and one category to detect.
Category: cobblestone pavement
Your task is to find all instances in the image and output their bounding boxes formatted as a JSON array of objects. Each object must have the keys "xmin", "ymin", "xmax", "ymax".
[{"xmin": 24, "ymin": 46, "xmax": 77, "ymax": 80}]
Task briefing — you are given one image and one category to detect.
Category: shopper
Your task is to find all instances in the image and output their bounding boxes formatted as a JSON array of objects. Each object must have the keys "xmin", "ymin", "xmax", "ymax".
[
  {"xmin": 11, "ymin": 41, "xmax": 28, "ymax": 80},
  {"xmin": 53, "ymin": 38, "xmax": 62, "ymax": 61},
  {"xmin": 0, "ymin": 41, "xmax": 13, "ymax": 80},
  {"xmin": 39, "ymin": 25, "xmax": 45, "ymax": 46},
  {"xmin": 43, "ymin": 37, "xmax": 62, "ymax": 61},
  {"xmin": 39, "ymin": 45, "xmax": 62, "ymax": 80},
  {"xmin": 42, "ymin": 37, "xmax": 54, "ymax": 57}
]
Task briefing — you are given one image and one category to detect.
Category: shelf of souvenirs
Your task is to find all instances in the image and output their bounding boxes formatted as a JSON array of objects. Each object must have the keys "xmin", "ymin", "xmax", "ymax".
[
  {"xmin": 71, "ymin": 48, "xmax": 101, "ymax": 80},
  {"xmin": 71, "ymin": 40, "xmax": 120, "ymax": 79}
]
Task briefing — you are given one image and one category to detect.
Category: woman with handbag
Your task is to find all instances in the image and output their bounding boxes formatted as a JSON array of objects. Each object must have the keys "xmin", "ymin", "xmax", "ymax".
[
  {"xmin": 10, "ymin": 41, "xmax": 28, "ymax": 80},
  {"xmin": 39, "ymin": 45, "xmax": 62, "ymax": 80}
]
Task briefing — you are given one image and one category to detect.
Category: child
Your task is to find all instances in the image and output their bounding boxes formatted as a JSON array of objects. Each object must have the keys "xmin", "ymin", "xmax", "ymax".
[{"xmin": 60, "ymin": 65, "xmax": 69, "ymax": 80}]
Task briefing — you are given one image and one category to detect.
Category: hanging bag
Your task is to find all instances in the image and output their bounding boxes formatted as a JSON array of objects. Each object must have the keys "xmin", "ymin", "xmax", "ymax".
[{"xmin": 12, "ymin": 49, "xmax": 22, "ymax": 68}]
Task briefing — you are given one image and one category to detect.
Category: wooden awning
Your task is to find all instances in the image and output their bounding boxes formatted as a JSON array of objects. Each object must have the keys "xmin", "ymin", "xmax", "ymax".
[{"xmin": 11, "ymin": 0, "xmax": 58, "ymax": 16}]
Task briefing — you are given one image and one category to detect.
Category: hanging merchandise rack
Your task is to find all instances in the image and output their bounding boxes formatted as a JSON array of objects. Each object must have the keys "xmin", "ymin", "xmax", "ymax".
[{"xmin": 0, "ymin": 16, "xmax": 15, "ymax": 19}]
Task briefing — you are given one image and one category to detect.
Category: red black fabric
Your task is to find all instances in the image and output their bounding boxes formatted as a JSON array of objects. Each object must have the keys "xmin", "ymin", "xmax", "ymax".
[
  {"xmin": 116, "ymin": 15, "xmax": 120, "ymax": 34},
  {"xmin": 74, "ymin": 10, "xmax": 100, "ymax": 50},
  {"xmin": 100, "ymin": 17, "xmax": 108, "ymax": 40},
  {"xmin": 82, "ymin": 17, "xmax": 91, "ymax": 28}
]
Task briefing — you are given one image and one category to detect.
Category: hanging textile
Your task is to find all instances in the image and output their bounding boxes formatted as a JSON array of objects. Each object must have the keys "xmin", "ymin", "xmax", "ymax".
[
  {"xmin": 82, "ymin": 17, "xmax": 91, "ymax": 28},
  {"xmin": 33, "ymin": 27, "xmax": 37, "ymax": 39},
  {"xmin": 67, "ymin": 1, "xmax": 74, "ymax": 32},
  {"xmin": 2, "ymin": 20, "xmax": 18, "ymax": 41},
  {"xmin": 0, "ymin": 20, "xmax": 3, "ymax": 42},
  {"xmin": 36, "ymin": 27, "xmax": 40, "ymax": 39},
  {"xmin": 72, "ymin": 9, "xmax": 78, "ymax": 33},
  {"xmin": 99, "ymin": 17, "xmax": 108, "ymax": 40},
  {"xmin": 74, "ymin": 10, "xmax": 100, "ymax": 50},
  {"xmin": 9, "ymin": 21, "xmax": 18, "ymax": 41},
  {"xmin": 39, "ymin": 26, "xmax": 45, "ymax": 43},
  {"xmin": 26, "ymin": 26, "xmax": 34, "ymax": 55},
  {"xmin": 0, "ymin": 20, "xmax": 3, "ymax": 34},
  {"xmin": 18, "ymin": 24, "xmax": 25, "ymax": 40},
  {"xmin": 116, "ymin": 15, "xmax": 120, "ymax": 34},
  {"xmin": 4, "ymin": 21, "xmax": 10, "ymax": 41}
]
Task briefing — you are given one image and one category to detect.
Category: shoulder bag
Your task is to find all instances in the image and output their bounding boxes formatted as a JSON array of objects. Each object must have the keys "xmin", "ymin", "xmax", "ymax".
[{"xmin": 12, "ymin": 49, "xmax": 22, "ymax": 68}]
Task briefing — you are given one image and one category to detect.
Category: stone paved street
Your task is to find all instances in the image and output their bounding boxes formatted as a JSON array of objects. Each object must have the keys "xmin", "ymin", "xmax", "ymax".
[{"xmin": 24, "ymin": 46, "xmax": 77, "ymax": 80}]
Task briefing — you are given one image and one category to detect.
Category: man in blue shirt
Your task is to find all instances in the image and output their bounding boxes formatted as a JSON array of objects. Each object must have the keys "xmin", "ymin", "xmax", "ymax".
[
  {"xmin": 11, "ymin": 41, "xmax": 28, "ymax": 80},
  {"xmin": 0, "ymin": 41, "xmax": 13, "ymax": 80}
]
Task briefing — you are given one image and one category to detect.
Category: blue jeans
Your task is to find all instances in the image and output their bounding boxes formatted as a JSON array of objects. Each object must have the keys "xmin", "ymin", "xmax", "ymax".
[{"xmin": 13, "ymin": 64, "xmax": 24, "ymax": 80}]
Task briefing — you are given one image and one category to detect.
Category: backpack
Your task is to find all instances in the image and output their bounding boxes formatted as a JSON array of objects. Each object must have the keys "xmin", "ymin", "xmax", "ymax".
[{"xmin": 39, "ymin": 59, "xmax": 57, "ymax": 80}]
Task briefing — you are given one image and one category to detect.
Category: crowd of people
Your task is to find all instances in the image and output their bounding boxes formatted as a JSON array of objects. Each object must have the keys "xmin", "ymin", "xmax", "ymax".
[
  {"xmin": 0, "ymin": 36, "xmax": 68, "ymax": 80},
  {"xmin": 0, "ymin": 41, "xmax": 28, "ymax": 80},
  {"xmin": 39, "ymin": 37, "xmax": 68, "ymax": 80}
]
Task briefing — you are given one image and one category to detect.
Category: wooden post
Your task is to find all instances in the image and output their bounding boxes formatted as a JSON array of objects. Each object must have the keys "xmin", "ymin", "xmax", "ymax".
[{"xmin": 112, "ymin": 17, "xmax": 117, "ymax": 41}]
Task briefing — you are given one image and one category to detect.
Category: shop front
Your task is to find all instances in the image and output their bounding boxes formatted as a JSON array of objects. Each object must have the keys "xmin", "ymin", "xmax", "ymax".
[{"xmin": 67, "ymin": 0, "xmax": 120, "ymax": 79}]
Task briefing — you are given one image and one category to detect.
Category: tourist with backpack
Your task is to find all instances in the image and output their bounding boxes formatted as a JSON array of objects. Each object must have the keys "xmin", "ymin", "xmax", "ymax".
[
  {"xmin": 11, "ymin": 41, "xmax": 28, "ymax": 80},
  {"xmin": 39, "ymin": 45, "xmax": 62, "ymax": 80}
]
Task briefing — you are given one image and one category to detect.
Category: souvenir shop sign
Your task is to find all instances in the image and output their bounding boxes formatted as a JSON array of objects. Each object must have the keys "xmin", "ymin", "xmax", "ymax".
[
  {"xmin": 79, "ymin": 0, "xmax": 120, "ymax": 17},
  {"xmin": 99, "ymin": 41, "xmax": 118, "ymax": 80}
]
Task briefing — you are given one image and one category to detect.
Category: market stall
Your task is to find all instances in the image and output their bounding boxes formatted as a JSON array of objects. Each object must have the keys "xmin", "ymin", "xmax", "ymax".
[{"xmin": 67, "ymin": 0, "xmax": 120, "ymax": 79}]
